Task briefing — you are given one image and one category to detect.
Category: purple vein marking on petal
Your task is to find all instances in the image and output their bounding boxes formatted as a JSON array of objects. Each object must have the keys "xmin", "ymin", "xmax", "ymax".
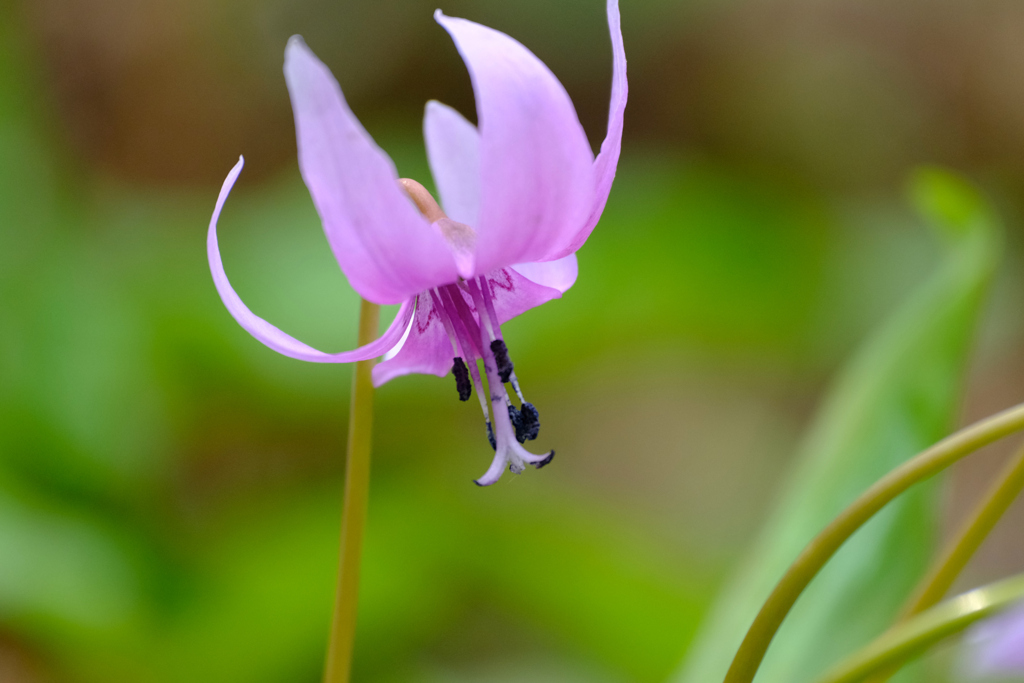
[{"xmin": 207, "ymin": 157, "xmax": 414, "ymax": 363}]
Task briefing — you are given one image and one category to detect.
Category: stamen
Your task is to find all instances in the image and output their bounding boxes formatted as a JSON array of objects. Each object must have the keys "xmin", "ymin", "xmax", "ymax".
[
  {"xmin": 508, "ymin": 375, "xmax": 527, "ymax": 403},
  {"xmin": 508, "ymin": 403, "xmax": 526, "ymax": 443},
  {"xmin": 437, "ymin": 286, "xmax": 493, "ymax": 449},
  {"xmin": 452, "ymin": 357, "xmax": 471, "ymax": 401},
  {"xmin": 429, "ymin": 289, "xmax": 472, "ymax": 402},
  {"xmin": 428, "ymin": 289, "xmax": 461, "ymax": 357},
  {"xmin": 490, "ymin": 339, "xmax": 514, "ymax": 384},
  {"xmin": 519, "ymin": 402, "xmax": 540, "ymax": 441},
  {"xmin": 443, "ymin": 284, "xmax": 484, "ymax": 356},
  {"xmin": 468, "ymin": 278, "xmax": 516, "ymax": 384},
  {"xmin": 476, "ymin": 276, "xmax": 502, "ymax": 334},
  {"xmin": 466, "ymin": 278, "xmax": 497, "ymax": 342},
  {"xmin": 467, "ymin": 275, "xmax": 542, "ymax": 442}
]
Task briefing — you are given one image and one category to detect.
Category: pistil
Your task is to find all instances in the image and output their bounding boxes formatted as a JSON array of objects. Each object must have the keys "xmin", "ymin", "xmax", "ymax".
[{"xmin": 466, "ymin": 277, "xmax": 541, "ymax": 442}]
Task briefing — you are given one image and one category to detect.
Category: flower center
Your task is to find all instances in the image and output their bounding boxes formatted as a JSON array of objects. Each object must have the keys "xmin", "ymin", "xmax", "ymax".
[{"xmin": 399, "ymin": 178, "xmax": 553, "ymax": 485}]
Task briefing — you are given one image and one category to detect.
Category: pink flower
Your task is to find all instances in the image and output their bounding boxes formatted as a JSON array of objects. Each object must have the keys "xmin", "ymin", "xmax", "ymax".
[{"xmin": 207, "ymin": 2, "xmax": 626, "ymax": 485}]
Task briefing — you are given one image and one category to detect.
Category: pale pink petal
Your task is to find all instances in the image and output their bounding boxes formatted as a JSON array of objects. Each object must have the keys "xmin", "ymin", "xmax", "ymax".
[
  {"xmin": 208, "ymin": 158, "xmax": 414, "ymax": 362},
  {"xmin": 435, "ymin": 11, "xmax": 595, "ymax": 274},
  {"xmin": 423, "ymin": 100, "xmax": 480, "ymax": 226},
  {"xmin": 547, "ymin": 0, "xmax": 627, "ymax": 259},
  {"xmin": 511, "ymin": 253, "xmax": 578, "ymax": 294},
  {"xmin": 372, "ymin": 293, "xmax": 454, "ymax": 386},
  {"xmin": 483, "ymin": 267, "xmax": 564, "ymax": 325},
  {"xmin": 285, "ymin": 37, "xmax": 459, "ymax": 304}
]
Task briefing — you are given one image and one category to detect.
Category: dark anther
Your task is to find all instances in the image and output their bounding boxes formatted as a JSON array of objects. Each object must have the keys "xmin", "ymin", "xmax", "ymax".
[
  {"xmin": 452, "ymin": 357, "xmax": 471, "ymax": 401},
  {"xmin": 519, "ymin": 402, "xmax": 540, "ymax": 441},
  {"xmin": 490, "ymin": 339, "xmax": 514, "ymax": 383},
  {"xmin": 534, "ymin": 450, "xmax": 555, "ymax": 469},
  {"xmin": 508, "ymin": 404, "xmax": 526, "ymax": 443},
  {"xmin": 487, "ymin": 422, "xmax": 496, "ymax": 450}
]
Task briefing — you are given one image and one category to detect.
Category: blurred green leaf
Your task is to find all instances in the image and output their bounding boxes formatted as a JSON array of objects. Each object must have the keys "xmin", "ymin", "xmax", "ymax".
[
  {"xmin": 908, "ymin": 167, "xmax": 992, "ymax": 241},
  {"xmin": 676, "ymin": 168, "xmax": 999, "ymax": 683},
  {"xmin": 0, "ymin": 488, "xmax": 140, "ymax": 632}
]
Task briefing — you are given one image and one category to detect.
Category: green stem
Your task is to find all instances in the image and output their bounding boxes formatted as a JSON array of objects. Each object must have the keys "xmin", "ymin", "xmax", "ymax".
[
  {"xmin": 323, "ymin": 299, "xmax": 380, "ymax": 683},
  {"xmin": 813, "ymin": 572, "xmax": 1024, "ymax": 683},
  {"xmin": 861, "ymin": 439, "xmax": 1024, "ymax": 683},
  {"xmin": 903, "ymin": 438, "xmax": 1024, "ymax": 618},
  {"xmin": 723, "ymin": 402, "xmax": 1024, "ymax": 683}
]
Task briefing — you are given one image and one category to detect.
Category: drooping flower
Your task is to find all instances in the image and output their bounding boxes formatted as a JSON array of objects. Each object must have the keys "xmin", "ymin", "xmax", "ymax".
[
  {"xmin": 964, "ymin": 601, "xmax": 1024, "ymax": 677},
  {"xmin": 207, "ymin": 1, "xmax": 626, "ymax": 485}
]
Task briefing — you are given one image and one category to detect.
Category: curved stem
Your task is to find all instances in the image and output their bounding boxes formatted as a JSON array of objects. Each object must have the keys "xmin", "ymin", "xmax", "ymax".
[
  {"xmin": 323, "ymin": 299, "xmax": 380, "ymax": 683},
  {"xmin": 723, "ymin": 402, "xmax": 1024, "ymax": 683},
  {"xmin": 813, "ymin": 572, "xmax": 1024, "ymax": 683},
  {"xmin": 903, "ymin": 438, "xmax": 1024, "ymax": 618},
  {"xmin": 862, "ymin": 439, "xmax": 1024, "ymax": 683}
]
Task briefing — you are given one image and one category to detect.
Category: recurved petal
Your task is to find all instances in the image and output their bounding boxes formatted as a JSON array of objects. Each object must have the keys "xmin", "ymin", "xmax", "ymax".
[
  {"xmin": 285, "ymin": 37, "xmax": 459, "ymax": 304},
  {"xmin": 547, "ymin": 0, "xmax": 627, "ymax": 259},
  {"xmin": 435, "ymin": 11, "xmax": 594, "ymax": 275},
  {"xmin": 372, "ymin": 293, "xmax": 454, "ymax": 386},
  {"xmin": 423, "ymin": 100, "xmax": 480, "ymax": 227},
  {"xmin": 208, "ymin": 158, "xmax": 414, "ymax": 362},
  {"xmin": 511, "ymin": 253, "xmax": 578, "ymax": 294}
]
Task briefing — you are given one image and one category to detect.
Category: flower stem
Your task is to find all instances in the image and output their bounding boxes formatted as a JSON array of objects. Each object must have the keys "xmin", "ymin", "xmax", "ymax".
[
  {"xmin": 861, "ymin": 439, "xmax": 1024, "ymax": 683},
  {"xmin": 903, "ymin": 438, "xmax": 1024, "ymax": 617},
  {"xmin": 813, "ymin": 572, "xmax": 1024, "ymax": 683},
  {"xmin": 723, "ymin": 402, "xmax": 1024, "ymax": 683},
  {"xmin": 323, "ymin": 299, "xmax": 380, "ymax": 683}
]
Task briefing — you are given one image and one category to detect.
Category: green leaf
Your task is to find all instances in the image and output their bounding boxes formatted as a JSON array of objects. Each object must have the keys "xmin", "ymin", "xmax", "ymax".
[{"xmin": 675, "ymin": 168, "xmax": 1000, "ymax": 683}]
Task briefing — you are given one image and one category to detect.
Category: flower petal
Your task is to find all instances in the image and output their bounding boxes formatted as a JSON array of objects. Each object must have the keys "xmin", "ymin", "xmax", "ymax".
[
  {"xmin": 435, "ymin": 11, "xmax": 595, "ymax": 274},
  {"xmin": 208, "ymin": 158, "xmax": 414, "ymax": 362},
  {"xmin": 372, "ymin": 293, "xmax": 454, "ymax": 386},
  {"xmin": 423, "ymin": 100, "xmax": 480, "ymax": 227},
  {"xmin": 547, "ymin": 0, "xmax": 627, "ymax": 259},
  {"xmin": 483, "ymin": 267, "xmax": 565, "ymax": 325},
  {"xmin": 511, "ymin": 253, "xmax": 578, "ymax": 294},
  {"xmin": 284, "ymin": 36, "xmax": 459, "ymax": 304}
]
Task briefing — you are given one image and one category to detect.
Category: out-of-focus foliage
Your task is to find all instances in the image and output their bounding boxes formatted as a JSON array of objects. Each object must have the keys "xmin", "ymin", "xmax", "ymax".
[{"xmin": 677, "ymin": 170, "xmax": 999, "ymax": 683}]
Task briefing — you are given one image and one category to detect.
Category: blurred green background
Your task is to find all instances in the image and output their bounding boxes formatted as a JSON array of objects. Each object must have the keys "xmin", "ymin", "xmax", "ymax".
[{"xmin": 2, "ymin": 0, "xmax": 1024, "ymax": 681}]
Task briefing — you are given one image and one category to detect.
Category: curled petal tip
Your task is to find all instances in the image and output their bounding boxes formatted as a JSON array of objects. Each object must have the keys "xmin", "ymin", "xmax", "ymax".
[
  {"xmin": 227, "ymin": 156, "xmax": 244, "ymax": 178},
  {"xmin": 433, "ymin": 9, "xmax": 446, "ymax": 22}
]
